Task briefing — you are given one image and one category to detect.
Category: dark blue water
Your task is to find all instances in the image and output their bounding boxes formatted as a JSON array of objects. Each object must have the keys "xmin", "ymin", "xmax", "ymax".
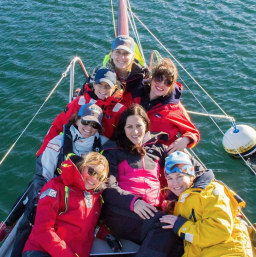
[{"xmin": 0, "ymin": 0, "xmax": 255, "ymax": 224}]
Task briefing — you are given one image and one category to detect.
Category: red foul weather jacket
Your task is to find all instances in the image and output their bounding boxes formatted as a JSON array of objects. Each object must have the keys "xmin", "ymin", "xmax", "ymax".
[
  {"xmin": 23, "ymin": 158, "xmax": 102, "ymax": 257},
  {"xmin": 37, "ymin": 84, "xmax": 126, "ymax": 157},
  {"xmin": 122, "ymin": 82, "xmax": 200, "ymax": 148}
]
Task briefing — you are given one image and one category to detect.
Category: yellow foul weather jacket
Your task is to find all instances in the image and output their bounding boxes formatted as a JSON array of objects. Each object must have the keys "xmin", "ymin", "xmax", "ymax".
[{"xmin": 172, "ymin": 170, "xmax": 253, "ymax": 257}]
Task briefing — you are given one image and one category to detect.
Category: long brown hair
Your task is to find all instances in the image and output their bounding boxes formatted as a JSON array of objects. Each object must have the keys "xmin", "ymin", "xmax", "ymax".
[
  {"xmin": 151, "ymin": 58, "xmax": 178, "ymax": 96},
  {"xmin": 115, "ymin": 104, "xmax": 150, "ymax": 155}
]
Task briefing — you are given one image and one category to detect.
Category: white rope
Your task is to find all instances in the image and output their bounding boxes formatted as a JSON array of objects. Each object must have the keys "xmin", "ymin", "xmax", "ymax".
[
  {"xmin": 124, "ymin": 0, "xmax": 147, "ymax": 67},
  {"xmin": 178, "ymin": 75, "xmax": 256, "ymax": 175},
  {"xmin": 0, "ymin": 60, "xmax": 73, "ymax": 167},
  {"xmin": 125, "ymin": 11, "xmax": 256, "ymax": 175},
  {"xmin": 127, "ymin": 0, "xmax": 145, "ymax": 62},
  {"xmin": 242, "ymin": 211, "xmax": 256, "ymax": 232},
  {"xmin": 186, "ymin": 110, "xmax": 234, "ymax": 121},
  {"xmin": 185, "ymin": 148, "xmax": 207, "ymax": 170},
  {"xmin": 127, "ymin": 9, "xmax": 230, "ymax": 118}
]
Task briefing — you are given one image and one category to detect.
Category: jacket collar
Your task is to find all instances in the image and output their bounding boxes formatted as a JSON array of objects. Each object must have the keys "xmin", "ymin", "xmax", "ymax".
[
  {"xmin": 60, "ymin": 158, "xmax": 104, "ymax": 195},
  {"xmin": 143, "ymin": 131, "xmax": 169, "ymax": 145},
  {"xmin": 191, "ymin": 169, "xmax": 215, "ymax": 189},
  {"xmin": 140, "ymin": 82, "xmax": 183, "ymax": 112},
  {"xmin": 60, "ymin": 158, "xmax": 86, "ymax": 191}
]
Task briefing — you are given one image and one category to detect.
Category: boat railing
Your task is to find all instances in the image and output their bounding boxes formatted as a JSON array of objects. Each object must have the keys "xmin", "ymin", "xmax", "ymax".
[
  {"xmin": 0, "ymin": 57, "xmax": 89, "ymax": 168},
  {"xmin": 69, "ymin": 57, "xmax": 89, "ymax": 103}
]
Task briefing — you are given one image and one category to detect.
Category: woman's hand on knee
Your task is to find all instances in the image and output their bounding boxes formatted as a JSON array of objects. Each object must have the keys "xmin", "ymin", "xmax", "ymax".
[
  {"xmin": 134, "ymin": 200, "xmax": 158, "ymax": 219},
  {"xmin": 159, "ymin": 215, "xmax": 178, "ymax": 229}
]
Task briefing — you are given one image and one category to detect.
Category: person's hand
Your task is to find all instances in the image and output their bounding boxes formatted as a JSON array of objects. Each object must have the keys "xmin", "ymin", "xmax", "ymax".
[
  {"xmin": 159, "ymin": 215, "xmax": 178, "ymax": 229},
  {"xmin": 166, "ymin": 137, "xmax": 191, "ymax": 155},
  {"xmin": 134, "ymin": 199, "xmax": 158, "ymax": 219},
  {"xmin": 105, "ymin": 234, "xmax": 122, "ymax": 253}
]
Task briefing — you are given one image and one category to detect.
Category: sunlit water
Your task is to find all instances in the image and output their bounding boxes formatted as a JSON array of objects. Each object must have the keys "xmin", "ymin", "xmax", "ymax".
[{"xmin": 0, "ymin": 0, "xmax": 255, "ymax": 226}]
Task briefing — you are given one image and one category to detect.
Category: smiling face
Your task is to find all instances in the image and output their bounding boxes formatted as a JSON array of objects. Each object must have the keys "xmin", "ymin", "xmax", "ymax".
[
  {"xmin": 166, "ymin": 173, "xmax": 194, "ymax": 197},
  {"xmin": 149, "ymin": 75, "xmax": 172, "ymax": 100},
  {"xmin": 124, "ymin": 115, "xmax": 146, "ymax": 146},
  {"xmin": 93, "ymin": 82, "xmax": 116, "ymax": 100},
  {"xmin": 81, "ymin": 164, "xmax": 104, "ymax": 190},
  {"xmin": 76, "ymin": 119, "xmax": 98, "ymax": 138},
  {"xmin": 111, "ymin": 49, "xmax": 134, "ymax": 72}
]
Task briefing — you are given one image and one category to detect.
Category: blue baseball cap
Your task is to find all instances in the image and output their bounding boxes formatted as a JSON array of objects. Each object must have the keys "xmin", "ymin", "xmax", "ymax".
[
  {"xmin": 165, "ymin": 151, "xmax": 195, "ymax": 177},
  {"xmin": 78, "ymin": 103, "xmax": 103, "ymax": 126},
  {"xmin": 112, "ymin": 35, "xmax": 135, "ymax": 54},
  {"xmin": 95, "ymin": 68, "xmax": 116, "ymax": 88}
]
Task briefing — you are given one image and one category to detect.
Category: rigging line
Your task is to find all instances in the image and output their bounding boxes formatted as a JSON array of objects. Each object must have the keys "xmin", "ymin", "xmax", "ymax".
[
  {"xmin": 124, "ymin": 0, "xmax": 145, "ymax": 63},
  {"xmin": 184, "ymin": 99, "xmax": 256, "ymax": 174},
  {"xmin": 187, "ymin": 111, "xmax": 234, "ymax": 121},
  {"xmin": 110, "ymin": 0, "xmax": 117, "ymax": 37},
  {"xmin": 180, "ymin": 74, "xmax": 256, "ymax": 175},
  {"xmin": 179, "ymin": 75, "xmax": 234, "ymax": 121},
  {"xmin": 145, "ymin": 32, "xmax": 255, "ymax": 175},
  {"xmin": 126, "ymin": 0, "xmax": 147, "ymax": 66},
  {"xmin": 120, "ymin": 0, "xmax": 146, "ymax": 66},
  {"xmin": 128, "ymin": 9, "xmax": 230, "ymax": 117},
  {"xmin": 0, "ymin": 61, "xmax": 73, "ymax": 167},
  {"xmin": 241, "ymin": 211, "xmax": 256, "ymax": 232},
  {"xmin": 185, "ymin": 148, "xmax": 207, "ymax": 170},
  {"xmin": 0, "ymin": 183, "xmax": 33, "ymax": 227}
]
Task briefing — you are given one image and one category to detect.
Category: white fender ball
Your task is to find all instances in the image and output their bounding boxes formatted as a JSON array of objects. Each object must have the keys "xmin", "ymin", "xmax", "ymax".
[{"xmin": 222, "ymin": 125, "xmax": 256, "ymax": 157}]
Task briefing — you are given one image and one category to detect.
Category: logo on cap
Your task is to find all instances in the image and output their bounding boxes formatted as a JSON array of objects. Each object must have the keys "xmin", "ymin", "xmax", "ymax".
[{"xmin": 89, "ymin": 106, "xmax": 101, "ymax": 117}]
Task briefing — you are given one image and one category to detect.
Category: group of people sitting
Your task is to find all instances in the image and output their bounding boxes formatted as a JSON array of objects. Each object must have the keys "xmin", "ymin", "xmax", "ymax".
[{"xmin": 0, "ymin": 35, "xmax": 253, "ymax": 257}]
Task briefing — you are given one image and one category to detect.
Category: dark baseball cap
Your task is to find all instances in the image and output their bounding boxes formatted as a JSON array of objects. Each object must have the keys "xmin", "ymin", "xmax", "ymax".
[
  {"xmin": 95, "ymin": 68, "xmax": 116, "ymax": 88},
  {"xmin": 112, "ymin": 35, "xmax": 135, "ymax": 54},
  {"xmin": 78, "ymin": 103, "xmax": 103, "ymax": 126}
]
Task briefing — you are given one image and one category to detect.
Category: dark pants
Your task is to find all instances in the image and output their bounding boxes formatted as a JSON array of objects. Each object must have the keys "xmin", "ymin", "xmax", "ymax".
[
  {"xmin": 102, "ymin": 204, "xmax": 184, "ymax": 257},
  {"xmin": 11, "ymin": 174, "xmax": 47, "ymax": 257},
  {"xmin": 5, "ymin": 182, "xmax": 33, "ymax": 227},
  {"xmin": 22, "ymin": 251, "xmax": 50, "ymax": 257}
]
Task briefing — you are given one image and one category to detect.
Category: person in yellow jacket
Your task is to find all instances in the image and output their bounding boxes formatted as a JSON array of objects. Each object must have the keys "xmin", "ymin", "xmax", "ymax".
[{"xmin": 160, "ymin": 151, "xmax": 253, "ymax": 257}]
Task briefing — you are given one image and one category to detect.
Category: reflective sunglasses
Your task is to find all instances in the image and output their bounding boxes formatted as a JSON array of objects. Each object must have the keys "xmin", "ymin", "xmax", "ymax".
[
  {"xmin": 81, "ymin": 120, "xmax": 101, "ymax": 129},
  {"xmin": 153, "ymin": 75, "xmax": 173, "ymax": 87},
  {"xmin": 87, "ymin": 167, "xmax": 105, "ymax": 182}
]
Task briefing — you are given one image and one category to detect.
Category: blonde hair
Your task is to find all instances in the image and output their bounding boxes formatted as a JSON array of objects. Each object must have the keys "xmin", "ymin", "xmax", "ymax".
[
  {"xmin": 110, "ymin": 50, "xmax": 135, "ymax": 73},
  {"xmin": 76, "ymin": 152, "xmax": 109, "ymax": 183}
]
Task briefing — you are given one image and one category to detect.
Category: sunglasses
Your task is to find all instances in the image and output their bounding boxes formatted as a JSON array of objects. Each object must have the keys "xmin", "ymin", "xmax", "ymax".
[
  {"xmin": 87, "ymin": 167, "xmax": 105, "ymax": 182},
  {"xmin": 81, "ymin": 120, "xmax": 101, "ymax": 130},
  {"xmin": 153, "ymin": 75, "xmax": 173, "ymax": 87}
]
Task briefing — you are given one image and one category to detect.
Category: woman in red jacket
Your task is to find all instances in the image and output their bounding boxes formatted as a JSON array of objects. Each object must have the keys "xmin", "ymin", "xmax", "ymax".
[
  {"xmin": 22, "ymin": 152, "xmax": 109, "ymax": 257},
  {"xmin": 123, "ymin": 58, "xmax": 200, "ymax": 154},
  {"xmin": 37, "ymin": 67, "xmax": 126, "ymax": 157}
]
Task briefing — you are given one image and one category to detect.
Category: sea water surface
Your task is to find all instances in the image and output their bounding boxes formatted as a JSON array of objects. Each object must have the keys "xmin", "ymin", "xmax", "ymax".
[{"xmin": 0, "ymin": 0, "xmax": 255, "ymax": 226}]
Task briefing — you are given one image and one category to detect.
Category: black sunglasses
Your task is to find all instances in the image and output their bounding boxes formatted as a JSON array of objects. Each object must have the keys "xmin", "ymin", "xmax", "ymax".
[
  {"xmin": 153, "ymin": 75, "xmax": 173, "ymax": 87},
  {"xmin": 81, "ymin": 120, "xmax": 101, "ymax": 129},
  {"xmin": 87, "ymin": 167, "xmax": 105, "ymax": 182}
]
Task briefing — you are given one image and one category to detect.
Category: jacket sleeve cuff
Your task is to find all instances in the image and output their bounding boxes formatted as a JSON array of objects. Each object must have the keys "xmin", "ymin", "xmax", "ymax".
[
  {"xmin": 173, "ymin": 215, "xmax": 188, "ymax": 236},
  {"xmin": 182, "ymin": 134, "xmax": 198, "ymax": 148},
  {"xmin": 130, "ymin": 197, "xmax": 139, "ymax": 211}
]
